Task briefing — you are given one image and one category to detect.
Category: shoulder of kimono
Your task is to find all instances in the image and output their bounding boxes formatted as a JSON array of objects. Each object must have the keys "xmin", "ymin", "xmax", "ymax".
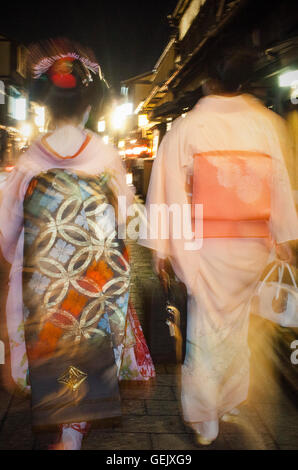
[
  {"xmin": 265, "ymin": 108, "xmax": 288, "ymax": 135},
  {"xmin": 86, "ymin": 130, "xmax": 120, "ymax": 160},
  {"xmin": 243, "ymin": 94, "xmax": 287, "ymax": 131},
  {"xmin": 15, "ymin": 139, "xmax": 43, "ymax": 169},
  {"xmin": 161, "ymin": 112, "xmax": 206, "ymax": 155},
  {"xmin": 164, "ymin": 111, "xmax": 199, "ymax": 140},
  {"xmin": 255, "ymin": 104, "xmax": 290, "ymax": 150}
]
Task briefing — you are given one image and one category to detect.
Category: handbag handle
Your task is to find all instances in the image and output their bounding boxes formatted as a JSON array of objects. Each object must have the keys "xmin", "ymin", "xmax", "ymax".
[
  {"xmin": 284, "ymin": 262, "xmax": 297, "ymax": 289},
  {"xmin": 275, "ymin": 263, "xmax": 284, "ymax": 300},
  {"xmin": 258, "ymin": 261, "xmax": 297, "ymax": 297},
  {"xmin": 159, "ymin": 268, "xmax": 170, "ymax": 295}
]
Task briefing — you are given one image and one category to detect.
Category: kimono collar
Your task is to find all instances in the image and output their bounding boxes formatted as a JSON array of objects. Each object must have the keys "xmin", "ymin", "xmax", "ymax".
[{"xmin": 195, "ymin": 94, "xmax": 262, "ymax": 114}]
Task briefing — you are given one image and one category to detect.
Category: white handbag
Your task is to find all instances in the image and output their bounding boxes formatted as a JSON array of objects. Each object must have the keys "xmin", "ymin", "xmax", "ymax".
[{"xmin": 252, "ymin": 261, "xmax": 298, "ymax": 327}]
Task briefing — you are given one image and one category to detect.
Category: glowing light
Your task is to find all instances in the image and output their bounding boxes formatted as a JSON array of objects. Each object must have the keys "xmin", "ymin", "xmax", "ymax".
[
  {"xmin": 97, "ymin": 120, "xmax": 105, "ymax": 133},
  {"xmin": 130, "ymin": 139, "xmax": 137, "ymax": 144},
  {"xmin": 138, "ymin": 114, "xmax": 149, "ymax": 128},
  {"xmin": 112, "ymin": 113, "xmax": 124, "ymax": 130},
  {"xmin": 152, "ymin": 133, "xmax": 159, "ymax": 158},
  {"xmin": 111, "ymin": 103, "xmax": 132, "ymax": 130},
  {"xmin": 126, "ymin": 173, "xmax": 133, "ymax": 185},
  {"xmin": 34, "ymin": 106, "xmax": 45, "ymax": 130},
  {"xmin": 135, "ymin": 101, "xmax": 144, "ymax": 114},
  {"xmin": 118, "ymin": 140, "xmax": 125, "ymax": 149},
  {"xmin": 5, "ymin": 165, "xmax": 14, "ymax": 172},
  {"xmin": 20, "ymin": 123, "xmax": 32, "ymax": 138},
  {"xmin": 15, "ymin": 97, "xmax": 27, "ymax": 121},
  {"xmin": 121, "ymin": 86, "xmax": 128, "ymax": 96},
  {"xmin": 122, "ymin": 102, "xmax": 133, "ymax": 115},
  {"xmin": 103, "ymin": 135, "xmax": 109, "ymax": 145},
  {"xmin": 279, "ymin": 70, "xmax": 298, "ymax": 87},
  {"xmin": 126, "ymin": 146, "xmax": 150, "ymax": 156}
]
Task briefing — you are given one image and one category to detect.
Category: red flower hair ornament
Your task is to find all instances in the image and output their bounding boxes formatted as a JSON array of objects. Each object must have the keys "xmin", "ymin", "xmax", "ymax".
[{"xmin": 49, "ymin": 57, "xmax": 77, "ymax": 89}]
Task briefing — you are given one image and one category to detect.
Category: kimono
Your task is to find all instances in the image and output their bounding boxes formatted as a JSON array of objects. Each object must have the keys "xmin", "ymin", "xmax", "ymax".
[
  {"xmin": 142, "ymin": 94, "xmax": 298, "ymax": 423},
  {"xmin": 0, "ymin": 128, "xmax": 155, "ymax": 428}
]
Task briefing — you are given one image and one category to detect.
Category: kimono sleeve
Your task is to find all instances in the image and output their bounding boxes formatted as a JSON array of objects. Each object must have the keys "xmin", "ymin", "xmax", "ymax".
[
  {"xmin": 140, "ymin": 117, "xmax": 193, "ymax": 257},
  {"xmin": 0, "ymin": 167, "xmax": 29, "ymax": 263}
]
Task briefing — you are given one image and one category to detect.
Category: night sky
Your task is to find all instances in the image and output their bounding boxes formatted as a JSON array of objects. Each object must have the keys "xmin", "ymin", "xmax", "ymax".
[{"xmin": 0, "ymin": 0, "xmax": 178, "ymax": 90}]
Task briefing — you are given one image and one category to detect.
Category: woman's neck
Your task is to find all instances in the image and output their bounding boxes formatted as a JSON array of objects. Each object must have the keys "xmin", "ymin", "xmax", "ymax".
[
  {"xmin": 217, "ymin": 92, "xmax": 242, "ymax": 97},
  {"xmin": 53, "ymin": 118, "xmax": 81, "ymax": 130},
  {"xmin": 45, "ymin": 124, "xmax": 87, "ymax": 157}
]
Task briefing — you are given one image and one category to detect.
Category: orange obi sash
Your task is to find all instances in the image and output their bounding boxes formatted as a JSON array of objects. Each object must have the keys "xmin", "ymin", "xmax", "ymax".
[{"xmin": 192, "ymin": 150, "xmax": 272, "ymax": 238}]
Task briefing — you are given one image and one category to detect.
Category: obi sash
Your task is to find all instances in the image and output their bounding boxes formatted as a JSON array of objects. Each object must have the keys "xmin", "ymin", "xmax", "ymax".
[
  {"xmin": 23, "ymin": 169, "xmax": 128, "ymax": 428},
  {"xmin": 192, "ymin": 150, "xmax": 272, "ymax": 238}
]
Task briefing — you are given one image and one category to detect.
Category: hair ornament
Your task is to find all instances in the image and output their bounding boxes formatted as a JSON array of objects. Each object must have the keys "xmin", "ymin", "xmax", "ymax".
[
  {"xmin": 48, "ymin": 56, "xmax": 76, "ymax": 88},
  {"xmin": 33, "ymin": 52, "xmax": 102, "ymax": 81}
]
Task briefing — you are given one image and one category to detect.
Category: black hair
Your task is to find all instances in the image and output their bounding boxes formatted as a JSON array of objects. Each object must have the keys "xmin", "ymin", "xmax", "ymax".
[{"xmin": 208, "ymin": 48, "xmax": 258, "ymax": 93}]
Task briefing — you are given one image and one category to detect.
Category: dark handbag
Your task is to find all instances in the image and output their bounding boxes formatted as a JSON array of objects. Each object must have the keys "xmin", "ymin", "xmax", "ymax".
[
  {"xmin": 161, "ymin": 271, "xmax": 186, "ymax": 364},
  {"xmin": 142, "ymin": 273, "xmax": 187, "ymax": 364}
]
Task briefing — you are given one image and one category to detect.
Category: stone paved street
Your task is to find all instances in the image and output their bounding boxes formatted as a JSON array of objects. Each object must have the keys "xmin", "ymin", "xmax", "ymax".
[{"xmin": 0, "ymin": 242, "xmax": 297, "ymax": 450}]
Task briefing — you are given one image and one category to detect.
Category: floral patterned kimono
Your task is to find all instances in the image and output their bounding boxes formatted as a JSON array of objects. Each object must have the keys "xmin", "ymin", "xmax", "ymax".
[
  {"xmin": 142, "ymin": 94, "xmax": 298, "ymax": 423},
  {"xmin": 0, "ymin": 129, "xmax": 155, "ymax": 428}
]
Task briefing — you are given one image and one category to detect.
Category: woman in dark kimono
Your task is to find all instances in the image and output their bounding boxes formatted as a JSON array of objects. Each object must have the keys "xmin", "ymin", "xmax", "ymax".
[{"xmin": 0, "ymin": 39, "xmax": 155, "ymax": 450}]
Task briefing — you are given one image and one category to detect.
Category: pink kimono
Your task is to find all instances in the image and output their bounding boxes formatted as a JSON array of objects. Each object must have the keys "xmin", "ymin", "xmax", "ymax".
[{"xmin": 142, "ymin": 94, "xmax": 298, "ymax": 422}]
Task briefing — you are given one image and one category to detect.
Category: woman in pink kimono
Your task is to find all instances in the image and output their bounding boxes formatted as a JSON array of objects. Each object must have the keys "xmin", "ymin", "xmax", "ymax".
[
  {"xmin": 0, "ymin": 39, "xmax": 155, "ymax": 450},
  {"xmin": 142, "ymin": 50, "xmax": 298, "ymax": 444}
]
